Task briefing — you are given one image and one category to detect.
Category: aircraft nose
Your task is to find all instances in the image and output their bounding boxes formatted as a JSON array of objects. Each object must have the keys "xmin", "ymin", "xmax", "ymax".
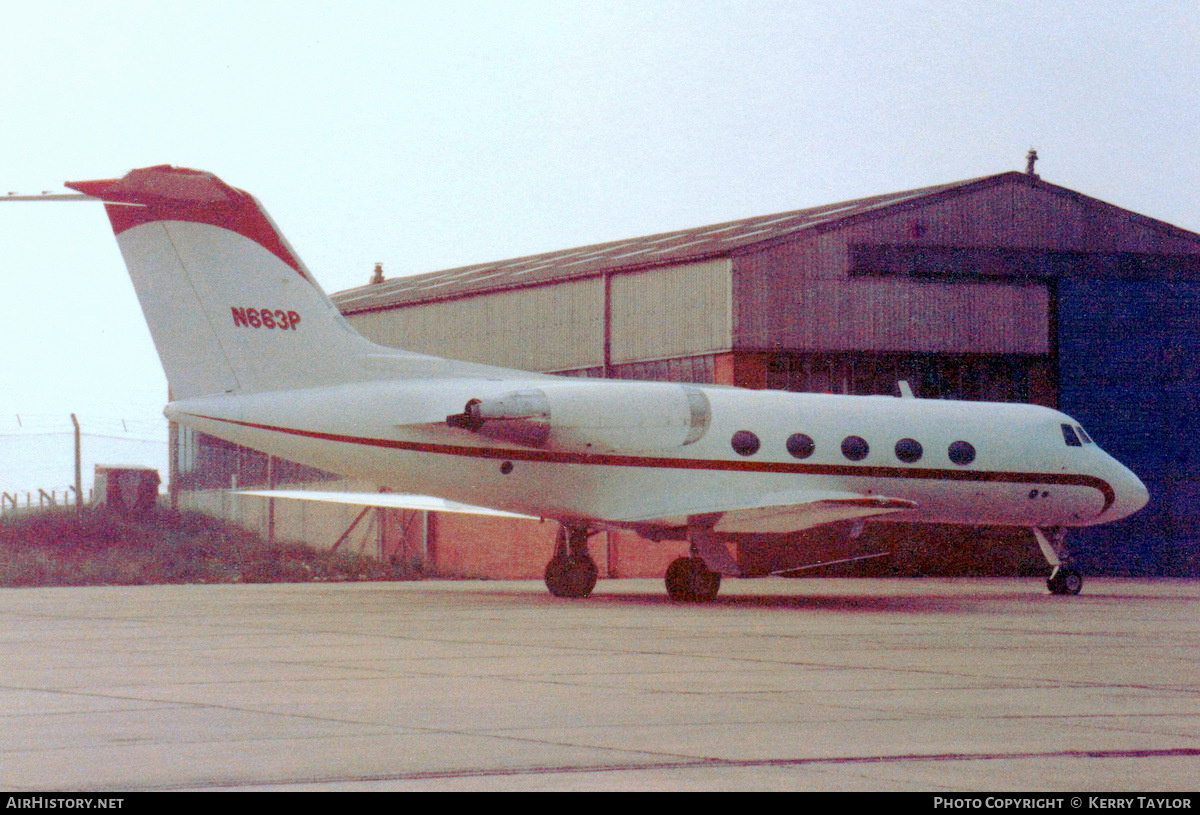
[{"xmin": 1109, "ymin": 465, "xmax": 1150, "ymax": 520}]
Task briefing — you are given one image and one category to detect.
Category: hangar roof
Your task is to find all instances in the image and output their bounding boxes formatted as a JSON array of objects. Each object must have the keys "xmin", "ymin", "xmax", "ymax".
[{"xmin": 333, "ymin": 171, "xmax": 1200, "ymax": 314}]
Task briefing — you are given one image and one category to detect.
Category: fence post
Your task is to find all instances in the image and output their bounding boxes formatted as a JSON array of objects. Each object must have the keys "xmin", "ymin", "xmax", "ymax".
[{"xmin": 267, "ymin": 455, "xmax": 275, "ymax": 545}]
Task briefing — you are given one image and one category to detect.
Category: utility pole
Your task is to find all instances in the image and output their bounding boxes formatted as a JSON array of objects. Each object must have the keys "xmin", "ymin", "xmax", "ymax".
[{"xmin": 70, "ymin": 414, "xmax": 82, "ymax": 521}]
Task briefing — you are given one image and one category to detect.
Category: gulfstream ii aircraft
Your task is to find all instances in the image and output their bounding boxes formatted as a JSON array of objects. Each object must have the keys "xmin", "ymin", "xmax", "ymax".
[{"xmin": 41, "ymin": 165, "xmax": 1151, "ymax": 600}]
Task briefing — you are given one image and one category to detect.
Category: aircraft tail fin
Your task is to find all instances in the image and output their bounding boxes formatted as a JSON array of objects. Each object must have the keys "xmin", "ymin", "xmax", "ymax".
[{"xmin": 67, "ymin": 165, "xmax": 444, "ymax": 399}]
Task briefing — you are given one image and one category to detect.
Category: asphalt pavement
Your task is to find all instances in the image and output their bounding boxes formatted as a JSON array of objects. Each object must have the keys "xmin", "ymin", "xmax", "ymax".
[{"xmin": 0, "ymin": 577, "xmax": 1196, "ymax": 791}]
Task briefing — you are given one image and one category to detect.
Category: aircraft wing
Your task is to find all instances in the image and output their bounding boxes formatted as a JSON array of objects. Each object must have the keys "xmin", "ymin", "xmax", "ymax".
[
  {"xmin": 239, "ymin": 488, "xmax": 914, "ymax": 535},
  {"xmin": 237, "ymin": 490, "xmax": 540, "ymax": 520},
  {"xmin": 617, "ymin": 489, "xmax": 917, "ymax": 535},
  {"xmin": 711, "ymin": 493, "xmax": 916, "ymax": 533}
]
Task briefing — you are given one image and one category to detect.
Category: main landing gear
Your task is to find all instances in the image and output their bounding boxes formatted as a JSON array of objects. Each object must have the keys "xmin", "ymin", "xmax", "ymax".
[
  {"xmin": 544, "ymin": 525, "xmax": 599, "ymax": 598},
  {"xmin": 663, "ymin": 530, "xmax": 729, "ymax": 602},
  {"xmin": 664, "ymin": 556, "xmax": 722, "ymax": 602},
  {"xmin": 1033, "ymin": 527, "xmax": 1084, "ymax": 596}
]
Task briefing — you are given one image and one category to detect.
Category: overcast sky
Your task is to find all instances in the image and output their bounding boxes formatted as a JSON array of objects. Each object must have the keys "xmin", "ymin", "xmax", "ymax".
[{"xmin": 1, "ymin": 0, "xmax": 1197, "ymax": 491}]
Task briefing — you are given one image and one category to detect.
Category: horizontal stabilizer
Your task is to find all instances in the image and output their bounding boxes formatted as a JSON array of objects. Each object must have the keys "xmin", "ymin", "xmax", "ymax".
[
  {"xmin": 237, "ymin": 490, "xmax": 540, "ymax": 520},
  {"xmin": 0, "ymin": 192, "xmax": 107, "ymax": 202}
]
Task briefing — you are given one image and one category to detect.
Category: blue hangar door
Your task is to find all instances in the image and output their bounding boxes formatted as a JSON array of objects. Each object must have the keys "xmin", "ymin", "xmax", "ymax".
[{"xmin": 1056, "ymin": 276, "xmax": 1200, "ymax": 575}]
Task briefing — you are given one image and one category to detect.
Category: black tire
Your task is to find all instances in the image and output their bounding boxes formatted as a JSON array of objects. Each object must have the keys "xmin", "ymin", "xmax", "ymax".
[
  {"xmin": 1047, "ymin": 567, "xmax": 1083, "ymax": 596},
  {"xmin": 665, "ymin": 557, "xmax": 695, "ymax": 602},
  {"xmin": 545, "ymin": 556, "xmax": 598, "ymax": 598},
  {"xmin": 665, "ymin": 557, "xmax": 721, "ymax": 603},
  {"xmin": 545, "ymin": 557, "xmax": 569, "ymax": 597},
  {"xmin": 690, "ymin": 561, "xmax": 721, "ymax": 602},
  {"xmin": 569, "ymin": 556, "xmax": 599, "ymax": 598}
]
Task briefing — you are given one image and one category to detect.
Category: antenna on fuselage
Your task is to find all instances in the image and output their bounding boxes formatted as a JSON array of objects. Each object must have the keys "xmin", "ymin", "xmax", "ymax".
[{"xmin": 897, "ymin": 380, "xmax": 916, "ymax": 399}]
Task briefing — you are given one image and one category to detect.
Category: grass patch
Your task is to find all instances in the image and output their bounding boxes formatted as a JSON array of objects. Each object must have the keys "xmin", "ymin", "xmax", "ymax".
[{"xmin": 0, "ymin": 508, "xmax": 424, "ymax": 587}]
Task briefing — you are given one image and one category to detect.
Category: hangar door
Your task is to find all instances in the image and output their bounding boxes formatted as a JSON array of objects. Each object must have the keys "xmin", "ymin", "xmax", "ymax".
[{"xmin": 1057, "ymin": 277, "xmax": 1200, "ymax": 575}]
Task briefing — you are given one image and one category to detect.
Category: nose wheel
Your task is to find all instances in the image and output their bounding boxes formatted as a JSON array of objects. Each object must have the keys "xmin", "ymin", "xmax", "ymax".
[
  {"xmin": 1047, "ymin": 566, "xmax": 1083, "ymax": 596},
  {"xmin": 1033, "ymin": 527, "xmax": 1084, "ymax": 595},
  {"xmin": 544, "ymin": 525, "xmax": 598, "ymax": 598}
]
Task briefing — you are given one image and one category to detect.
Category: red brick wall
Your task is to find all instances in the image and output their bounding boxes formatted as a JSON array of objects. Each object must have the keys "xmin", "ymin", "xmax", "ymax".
[
  {"xmin": 431, "ymin": 515, "xmax": 560, "ymax": 579},
  {"xmin": 733, "ymin": 351, "xmax": 770, "ymax": 389},
  {"xmin": 603, "ymin": 530, "xmax": 689, "ymax": 578},
  {"xmin": 429, "ymin": 514, "xmax": 688, "ymax": 579}
]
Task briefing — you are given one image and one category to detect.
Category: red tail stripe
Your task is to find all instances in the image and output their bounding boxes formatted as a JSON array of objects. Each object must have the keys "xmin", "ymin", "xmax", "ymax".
[{"xmin": 67, "ymin": 166, "xmax": 304, "ymax": 276}]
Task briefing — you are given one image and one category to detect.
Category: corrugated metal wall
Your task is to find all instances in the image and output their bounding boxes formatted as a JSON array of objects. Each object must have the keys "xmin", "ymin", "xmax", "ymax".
[
  {"xmin": 347, "ymin": 259, "xmax": 733, "ymax": 372},
  {"xmin": 848, "ymin": 180, "xmax": 1200, "ymax": 253},
  {"xmin": 731, "ymin": 180, "xmax": 1199, "ymax": 355},
  {"xmin": 180, "ymin": 477, "xmax": 425, "ymax": 561},
  {"xmin": 609, "ymin": 259, "xmax": 732, "ymax": 364},
  {"xmin": 347, "ymin": 277, "xmax": 604, "ymax": 372},
  {"xmin": 738, "ymin": 274, "xmax": 1049, "ymax": 354}
]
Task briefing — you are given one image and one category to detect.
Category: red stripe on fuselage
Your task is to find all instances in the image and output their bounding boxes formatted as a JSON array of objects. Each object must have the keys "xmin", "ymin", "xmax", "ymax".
[{"xmin": 185, "ymin": 413, "xmax": 1118, "ymax": 515}]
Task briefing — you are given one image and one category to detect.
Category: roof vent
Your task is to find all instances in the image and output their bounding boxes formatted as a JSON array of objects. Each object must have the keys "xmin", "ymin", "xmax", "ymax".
[
  {"xmin": 1025, "ymin": 148, "xmax": 1039, "ymax": 178},
  {"xmin": 370, "ymin": 262, "xmax": 385, "ymax": 285}
]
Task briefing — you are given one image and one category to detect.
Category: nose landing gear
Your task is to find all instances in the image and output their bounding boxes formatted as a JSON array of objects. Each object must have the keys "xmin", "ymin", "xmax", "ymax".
[
  {"xmin": 1046, "ymin": 565, "xmax": 1083, "ymax": 596},
  {"xmin": 1033, "ymin": 527, "xmax": 1084, "ymax": 596}
]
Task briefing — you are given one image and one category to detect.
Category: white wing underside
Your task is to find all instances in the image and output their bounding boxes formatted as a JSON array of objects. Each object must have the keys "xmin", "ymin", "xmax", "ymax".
[
  {"xmin": 635, "ymin": 489, "xmax": 917, "ymax": 533},
  {"xmin": 237, "ymin": 490, "xmax": 541, "ymax": 519},
  {"xmin": 239, "ymin": 489, "xmax": 916, "ymax": 534}
]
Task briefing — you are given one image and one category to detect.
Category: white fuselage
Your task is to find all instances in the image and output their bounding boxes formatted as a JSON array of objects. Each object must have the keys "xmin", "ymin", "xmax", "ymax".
[{"xmin": 169, "ymin": 375, "xmax": 1149, "ymax": 533}]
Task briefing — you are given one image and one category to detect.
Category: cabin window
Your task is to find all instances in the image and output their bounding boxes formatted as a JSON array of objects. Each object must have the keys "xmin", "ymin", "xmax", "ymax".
[
  {"xmin": 1061, "ymin": 424, "xmax": 1082, "ymax": 447},
  {"xmin": 841, "ymin": 436, "xmax": 869, "ymax": 461},
  {"xmin": 948, "ymin": 440, "xmax": 976, "ymax": 466},
  {"xmin": 1076, "ymin": 425, "xmax": 1093, "ymax": 444},
  {"xmin": 731, "ymin": 430, "xmax": 760, "ymax": 457},
  {"xmin": 894, "ymin": 438, "xmax": 923, "ymax": 463},
  {"xmin": 786, "ymin": 433, "xmax": 815, "ymax": 459}
]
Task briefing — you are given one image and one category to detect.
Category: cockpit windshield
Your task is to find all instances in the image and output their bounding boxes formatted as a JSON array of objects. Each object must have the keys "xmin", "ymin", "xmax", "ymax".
[{"xmin": 1061, "ymin": 423, "xmax": 1095, "ymax": 447}]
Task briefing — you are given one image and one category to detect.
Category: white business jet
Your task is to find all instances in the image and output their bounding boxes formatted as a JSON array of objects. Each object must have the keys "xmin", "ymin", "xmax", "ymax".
[{"xmin": 34, "ymin": 166, "xmax": 1151, "ymax": 599}]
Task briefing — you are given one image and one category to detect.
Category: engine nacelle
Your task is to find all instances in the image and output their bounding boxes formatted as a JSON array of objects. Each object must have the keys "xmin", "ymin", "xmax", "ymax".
[{"xmin": 446, "ymin": 381, "xmax": 711, "ymax": 452}]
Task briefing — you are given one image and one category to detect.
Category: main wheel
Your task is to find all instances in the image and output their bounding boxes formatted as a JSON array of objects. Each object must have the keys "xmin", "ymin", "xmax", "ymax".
[
  {"xmin": 1047, "ymin": 566, "xmax": 1083, "ymax": 596},
  {"xmin": 665, "ymin": 557, "xmax": 695, "ymax": 602},
  {"xmin": 665, "ymin": 557, "xmax": 721, "ymax": 603},
  {"xmin": 545, "ymin": 555, "xmax": 598, "ymax": 598},
  {"xmin": 690, "ymin": 562, "xmax": 721, "ymax": 602}
]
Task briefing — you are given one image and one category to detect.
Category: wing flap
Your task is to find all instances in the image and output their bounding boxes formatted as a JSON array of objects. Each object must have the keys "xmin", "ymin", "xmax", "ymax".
[
  {"xmin": 615, "ymin": 489, "xmax": 916, "ymax": 535},
  {"xmin": 713, "ymin": 493, "xmax": 916, "ymax": 534}
]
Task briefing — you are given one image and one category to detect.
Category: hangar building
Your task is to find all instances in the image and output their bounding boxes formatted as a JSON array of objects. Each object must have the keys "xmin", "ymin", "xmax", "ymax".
[{"xmin": 173, "ymin": 168, "xmax": 1200, "ymax": 578}]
